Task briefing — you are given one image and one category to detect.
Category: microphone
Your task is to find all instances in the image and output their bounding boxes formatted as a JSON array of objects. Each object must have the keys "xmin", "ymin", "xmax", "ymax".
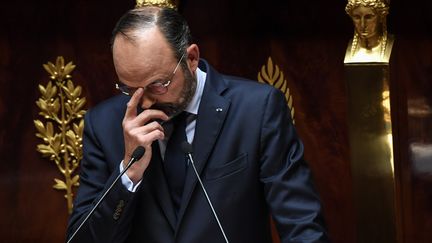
[
  {"xmin": 66, "ymin": 146, "xmax": 145, "ymax": 243},
  {"xmin": 181, "ymin": 142, "xmax": 229, "ymax": 243}
]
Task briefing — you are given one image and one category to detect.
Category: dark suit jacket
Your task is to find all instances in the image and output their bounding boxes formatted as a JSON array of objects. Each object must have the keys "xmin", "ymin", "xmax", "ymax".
[{"xmin": 67, "ymin": 60, "xmax": 328, "ymax": 243}]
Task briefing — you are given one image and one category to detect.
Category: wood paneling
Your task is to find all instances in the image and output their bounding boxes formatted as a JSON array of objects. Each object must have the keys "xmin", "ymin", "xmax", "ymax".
[
  {"xmin": 391, "ymin": 38, "xmax": 432, "ymax": 243},
  {"xmin": 0, "ymin": 1, "xmax": 132, "ymax": 242},
  {"xmin": 0, "ymin": 0, "xmax": 431, "ymax": 242}
]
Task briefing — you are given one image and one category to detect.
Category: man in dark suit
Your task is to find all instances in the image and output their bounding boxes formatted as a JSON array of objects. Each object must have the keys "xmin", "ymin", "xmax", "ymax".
[{"xmin": 67, "ymin": 6, "xmax": 329, "ymax": 243}]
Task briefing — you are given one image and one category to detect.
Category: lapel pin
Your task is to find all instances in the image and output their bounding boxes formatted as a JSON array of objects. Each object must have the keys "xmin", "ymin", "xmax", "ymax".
[{"xmin": 216, "ymin": 108, "xmax": 223, "ymax": 112}]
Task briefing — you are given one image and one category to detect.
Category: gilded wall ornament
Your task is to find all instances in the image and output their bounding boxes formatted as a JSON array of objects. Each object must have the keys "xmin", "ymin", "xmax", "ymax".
[
  {"xmin": 34, "ymin": 57, "xmax": 86, "ymax": 214},
  {"xmin": 258, "ymin": 57, "xmax": 295, "ymax": 124},
  {"xmin": 136, "ymin": 0, "xmax": 178, "ymax": 9}
]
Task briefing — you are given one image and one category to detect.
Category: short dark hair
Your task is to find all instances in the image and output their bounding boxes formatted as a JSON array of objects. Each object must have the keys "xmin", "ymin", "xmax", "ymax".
[{"xmin": 111, "ymin": 7, "xmax": 192, "ymax": 61}]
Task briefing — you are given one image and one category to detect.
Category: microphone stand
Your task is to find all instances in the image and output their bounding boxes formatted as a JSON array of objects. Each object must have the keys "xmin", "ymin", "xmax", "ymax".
[
  {"xmin": 66, "ymin": 146, "xmax": 145, "ymax": 243},
  {"xmin": 182, "ymin": 142, "xmax": 229, "ymax": 243}
]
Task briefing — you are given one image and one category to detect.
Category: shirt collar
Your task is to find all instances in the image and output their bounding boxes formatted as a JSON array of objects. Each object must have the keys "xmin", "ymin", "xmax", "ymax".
[{"xmin": 184, "ymin": 67, "xmax": 206, "ymax": 115}]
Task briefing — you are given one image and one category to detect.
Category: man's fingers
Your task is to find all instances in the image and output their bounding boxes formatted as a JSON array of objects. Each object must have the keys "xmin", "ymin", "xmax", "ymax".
[
  {"xmin": 128, "ymin": 121, "xmax": 165, "ymax": 138},
  {"xmin": 124, "ymin": 88, "xmax": 144, "ymax": 119},
  {"xmin": 133, "ymin": 129, "xmax": 165, "ymax": 146},
  {"xmin": 133, "ymin": 109, "xmax": 169, "ymax": 126},
  {"xmin": 123, "ymin": 109, "xmax": 169, "ymax": 131}
]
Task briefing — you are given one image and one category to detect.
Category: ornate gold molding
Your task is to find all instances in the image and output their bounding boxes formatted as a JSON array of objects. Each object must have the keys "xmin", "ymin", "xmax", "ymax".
[
  {"xmin": 34, "ymin": 57, "xmax": 86, "ymax": 214},
  {"xmin": 136, "ymin": 0, "xmax": 178, "ymax": 9},
  {"xmin": 258, "ymin": 57, "xmax": 295, "ymax": 124}
]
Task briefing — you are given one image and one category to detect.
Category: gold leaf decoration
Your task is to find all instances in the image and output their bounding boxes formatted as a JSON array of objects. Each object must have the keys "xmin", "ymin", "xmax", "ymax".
[
  {"xmin": 135, "ymin": 0, "xmax": 177, "ymax": 9},
  {"xmin": 53, "ymin": 178, "xmax": 67, "ymax": 190},
  {"xmin": 258, "ymin": 57, "xmax": 295, "ymax": 124},
  {"xmin": 34, "ymin": 56, "xmax": 86, "ymax": 214}
]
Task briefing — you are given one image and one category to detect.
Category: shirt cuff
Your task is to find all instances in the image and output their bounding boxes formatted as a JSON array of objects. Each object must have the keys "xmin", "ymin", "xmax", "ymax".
[{"xmin": 120, "ymin": 160, "xmax": 142, "ymax": 192}]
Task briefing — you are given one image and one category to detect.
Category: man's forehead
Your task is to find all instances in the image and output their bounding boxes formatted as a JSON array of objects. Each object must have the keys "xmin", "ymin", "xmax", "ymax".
[
  {"xmin": 115, "ymin": 27, "xmax": 166, "ymax": 48},
  {"xmin": 112, "ymin": 27, "xmax": 177, "ymax": 84},
  {"xmin": 113, "ymin": 27, "xmax": 173, "ymax": 65}
]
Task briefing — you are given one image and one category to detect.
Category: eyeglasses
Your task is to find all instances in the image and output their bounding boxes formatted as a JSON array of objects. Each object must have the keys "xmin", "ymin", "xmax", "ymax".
[{"xmin": 116, "ymin": 53, "xmax": 186, "ymax": 96}]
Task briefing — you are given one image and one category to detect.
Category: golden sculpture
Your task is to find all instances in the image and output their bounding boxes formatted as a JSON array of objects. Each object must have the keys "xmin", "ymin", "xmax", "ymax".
[
  {"xmin": 136, "ymin": 0, "xmax": 178, "ymax": 9},
  {"xmin": 344, "ymin": 1, "xmax": 397, "ymax": 240},
  {"xmin": 258, "ymin": 57, "xmax": 295, "ymax": 124},
  {"xmin": 34, "ymin": 57, "xmax": 86, "ymax": 214},
  {"xmin": 344, "ymin": 0, "xmax": 394, "ymax": 63}
]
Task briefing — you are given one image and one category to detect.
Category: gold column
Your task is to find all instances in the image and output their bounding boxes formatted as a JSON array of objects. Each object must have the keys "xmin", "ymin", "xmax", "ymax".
[{"xmin": 345, "ymin": 63, "xmax": 396, "ymax": 242}]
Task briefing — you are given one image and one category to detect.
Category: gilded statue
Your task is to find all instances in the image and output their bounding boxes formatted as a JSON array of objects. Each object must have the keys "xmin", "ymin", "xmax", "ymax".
[
  {"xmin": 135, "ymin": 0, "xmax": 177, "ymax": 9},
  {"xmin": 344, "ymin": 0, "xmax": 394, "ymax": 63}
]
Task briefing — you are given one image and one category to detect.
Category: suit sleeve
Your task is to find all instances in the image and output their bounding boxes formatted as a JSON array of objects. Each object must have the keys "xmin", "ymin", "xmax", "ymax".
[
  {"xmin": 259, "ymin": 88, "xmax": 330, "ymax": 243},
  {"xmin": 66, "ymin": 109, "xmax": 139, "ymax": 243}
]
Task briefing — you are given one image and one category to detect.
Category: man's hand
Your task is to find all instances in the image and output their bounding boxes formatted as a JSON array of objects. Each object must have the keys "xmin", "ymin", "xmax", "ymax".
[{"xmin": 122, "ymin": 88, "xmax": 168, "ymax": 183}]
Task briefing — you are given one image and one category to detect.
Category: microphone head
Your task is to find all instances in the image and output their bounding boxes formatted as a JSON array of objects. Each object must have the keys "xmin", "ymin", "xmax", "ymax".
[
  {"xmin": 131, "ymin": 146, "xmax": 145, "ymax": 161},
  {"xmin": 181, "ymin": 141, "xmax": 193, "ymax": 154}
]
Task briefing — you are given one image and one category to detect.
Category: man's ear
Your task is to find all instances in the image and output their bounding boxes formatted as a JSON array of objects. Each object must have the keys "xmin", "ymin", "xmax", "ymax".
[{"xmin": 186, "ymin": 44, "xmax": 200, "ymax": 72}]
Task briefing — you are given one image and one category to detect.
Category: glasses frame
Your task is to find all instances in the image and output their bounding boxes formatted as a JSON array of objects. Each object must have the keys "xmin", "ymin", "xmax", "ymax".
[{"xmin": 116, "ymin": 52, "xmax": 186, "ymax": 96}]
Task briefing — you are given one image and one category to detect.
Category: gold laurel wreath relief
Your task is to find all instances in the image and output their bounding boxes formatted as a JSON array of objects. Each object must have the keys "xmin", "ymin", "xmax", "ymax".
[
  {"xmin": 258, "ymin": 57, "xmax": 295, "ymax": 124},
  {"xmin": 34, "ymin": 56, "xmax": 86, "ymax": 214}
]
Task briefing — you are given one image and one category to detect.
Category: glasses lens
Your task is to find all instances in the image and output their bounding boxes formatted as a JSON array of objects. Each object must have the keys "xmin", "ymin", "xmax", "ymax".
[
  {"xmin": 116, "ymin": 83, "xmax": 136, "ymax": 96},
  {"xmin": 147, "ymin": 82, "xmax": 168, "ymax": 95}
]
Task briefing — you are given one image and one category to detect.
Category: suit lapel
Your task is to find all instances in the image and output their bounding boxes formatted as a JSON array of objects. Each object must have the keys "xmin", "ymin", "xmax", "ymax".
[
  {"xmin": 147, "ymin": 142, "xmax": 177, "ymax": 230},
  {"xmin": 175, "ymin": 60, "xmax": 230, "ymax": 233}
]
